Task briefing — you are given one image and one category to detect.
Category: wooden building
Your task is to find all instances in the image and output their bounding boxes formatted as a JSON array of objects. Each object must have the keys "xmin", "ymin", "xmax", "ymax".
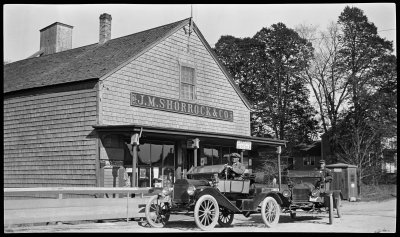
[
  {"xmin": 287, "ymin": 141, "xmax": 323, "ymax": 171},
  {"xmin": 4, "ymin": 14, "xmax": 286, "ymax": 190}
]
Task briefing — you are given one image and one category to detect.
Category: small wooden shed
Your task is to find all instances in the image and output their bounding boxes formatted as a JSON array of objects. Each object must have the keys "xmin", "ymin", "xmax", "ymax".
[{"xmin": 326, "ymin": 163, "xmax": 358, "ymax": 201}]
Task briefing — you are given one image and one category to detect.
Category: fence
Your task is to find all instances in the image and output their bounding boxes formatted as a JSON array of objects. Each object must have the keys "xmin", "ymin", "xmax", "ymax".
[{"xmin": 4, "ymin": 187, "xmax": 161, "ymax": 226}]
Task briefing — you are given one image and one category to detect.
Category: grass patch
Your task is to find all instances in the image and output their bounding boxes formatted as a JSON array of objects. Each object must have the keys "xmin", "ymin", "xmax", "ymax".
[{"xmin": 359, "ymin": 184, "xmax": 397, "ymax": 202}]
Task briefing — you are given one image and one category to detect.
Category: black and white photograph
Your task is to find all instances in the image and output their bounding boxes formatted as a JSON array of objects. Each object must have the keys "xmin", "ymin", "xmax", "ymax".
[{"xmin": 3, "ymin": 3, "xmax": 396, "ymax": 233}]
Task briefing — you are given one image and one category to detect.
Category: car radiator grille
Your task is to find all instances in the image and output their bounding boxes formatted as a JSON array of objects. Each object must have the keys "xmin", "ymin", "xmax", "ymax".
[
  {"xmin": 292, "ymin": 188, "xmax": 310, "ymax": 202},
  {"xmin": 173, "ymin": 184, "xmax": 189, "ymax": 203}
]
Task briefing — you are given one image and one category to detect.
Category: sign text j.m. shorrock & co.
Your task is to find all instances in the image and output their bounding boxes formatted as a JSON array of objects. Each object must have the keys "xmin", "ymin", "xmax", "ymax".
[{"xmin": 130, "ymin": 92, "xmax": 234, "ymax": 122}]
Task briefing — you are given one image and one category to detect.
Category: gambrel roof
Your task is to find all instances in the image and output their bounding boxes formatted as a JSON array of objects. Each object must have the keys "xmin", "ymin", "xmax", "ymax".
[{"xmin": 4, "ymin": 18, "xmax": 251, "ymax": 109}]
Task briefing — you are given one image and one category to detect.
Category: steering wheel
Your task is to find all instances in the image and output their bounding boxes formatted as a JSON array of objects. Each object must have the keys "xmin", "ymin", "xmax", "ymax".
[{"xmin": 220, "ymin": 165, "xmax": 234, "ymax": 179}]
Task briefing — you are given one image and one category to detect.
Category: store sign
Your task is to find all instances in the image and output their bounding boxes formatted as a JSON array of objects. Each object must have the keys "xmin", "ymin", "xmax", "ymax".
[
  {"xmin": 236, "ymin": 140, "xmax": 252, "ymax": 150},
  {"xmin": 130, "ymin": 92, "xmax": 234, "ymax": 122},
  {"xmin": 333, "ymin": 168, "xmax": 342, "ymax": 172}
]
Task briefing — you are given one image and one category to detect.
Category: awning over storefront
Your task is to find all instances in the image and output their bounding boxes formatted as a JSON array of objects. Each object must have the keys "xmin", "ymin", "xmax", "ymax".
[{"xmin": 92, "ymin": 124, "xmax": 286, "ymax": 147}]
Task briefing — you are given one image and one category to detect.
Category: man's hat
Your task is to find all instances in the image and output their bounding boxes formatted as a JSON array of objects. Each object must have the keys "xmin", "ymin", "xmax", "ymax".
[
  {"xmin": 319, "ymin": 160, "xmax": 326, "ymax": 164},
  {"xmin": 230, "ymin": 153, "xmax": 241, "ymax": 159}
]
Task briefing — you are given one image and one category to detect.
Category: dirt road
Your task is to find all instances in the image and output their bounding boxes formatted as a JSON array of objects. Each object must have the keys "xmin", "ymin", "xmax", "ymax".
[{"xmin": 5, "ymin": 198, "xmax": 396, "ymax": 233}]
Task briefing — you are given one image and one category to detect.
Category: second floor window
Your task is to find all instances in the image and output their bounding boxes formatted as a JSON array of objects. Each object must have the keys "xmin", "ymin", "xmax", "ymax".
[{"xmin": 180, "ymin": 65, "xmax": 195, "ymax": 100}]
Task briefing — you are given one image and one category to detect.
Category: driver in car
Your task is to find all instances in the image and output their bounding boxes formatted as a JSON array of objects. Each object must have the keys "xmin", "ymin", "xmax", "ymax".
[{"xmin": 221, "ymin": 153, "xmax": 246, "ymax": 179}]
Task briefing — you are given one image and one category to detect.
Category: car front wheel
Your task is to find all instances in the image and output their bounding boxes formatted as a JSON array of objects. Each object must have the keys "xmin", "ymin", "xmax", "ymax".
[
  {"xmin": 194, "ymin": 194, "xmax": 220, "ymax": 231},
  {"xmin": 145, "ymin": 195, "xmax": 170, "ymax": 228},
  {"xmin": 261, "ymin": 196, "xmax": 280, "ymax": 227}
]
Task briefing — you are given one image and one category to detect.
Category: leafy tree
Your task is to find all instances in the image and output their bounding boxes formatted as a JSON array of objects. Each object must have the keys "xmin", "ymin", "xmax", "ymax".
[
  {"xmin": 214, "ymin": 23, "xmax": 319, "ymax": 154},
  {"xmin": 337, "ymin": 6, "xmax": 394, "ymax": 123},
  {"xmin": 334, "ymin": 6, "xmax": 396, "ymax": 188}
]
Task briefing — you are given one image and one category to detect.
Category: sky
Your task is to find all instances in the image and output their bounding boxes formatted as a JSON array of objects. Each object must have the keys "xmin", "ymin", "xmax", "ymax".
[{"xmin": 3, "ymin": 3, "xmax": 396, "ymax": 63}]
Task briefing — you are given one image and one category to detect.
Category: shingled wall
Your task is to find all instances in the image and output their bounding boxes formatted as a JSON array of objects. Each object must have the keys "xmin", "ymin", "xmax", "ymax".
[
  {"xmin": 99, "ymin": 27, "xmax": 250, "ymax": 135},
  {"xmin": 3, "ymin": 80, "xmax": 98, "ymax": 193}
]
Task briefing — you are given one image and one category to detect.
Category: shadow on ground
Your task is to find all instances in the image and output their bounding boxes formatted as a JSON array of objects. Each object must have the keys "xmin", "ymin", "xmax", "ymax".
[{"xmin": 138, "ymin": 213, "xmax": 333, "ymax": 231}]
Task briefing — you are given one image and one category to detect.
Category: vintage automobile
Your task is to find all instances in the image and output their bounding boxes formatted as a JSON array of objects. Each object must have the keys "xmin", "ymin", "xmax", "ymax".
[
  {"xmin": 278, "ymin": 170, "xmax": 342, "ymax": 223},
  {"xmin": 145, "ymin": 163, "xmax": 286, "ymax": 230}
]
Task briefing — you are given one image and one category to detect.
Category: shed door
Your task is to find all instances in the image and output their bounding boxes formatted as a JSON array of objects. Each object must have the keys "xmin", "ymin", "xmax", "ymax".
[
  {"xmin": 331, "ymin": 168, "xmax": 348, "ymax": 199},
  {"xmin": 348, "ymin": 168, "xmax": 357, "ymax": 198}
]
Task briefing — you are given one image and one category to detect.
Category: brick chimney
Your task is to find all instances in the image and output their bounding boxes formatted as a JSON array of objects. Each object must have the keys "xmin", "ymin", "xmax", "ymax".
[
  {"xmin": 99, "ymin": 13, "xmax": 112, "ymax": 44},
  {"xmin": 39, "ymin": 22, "xmax": 73, "ymax": 55}
]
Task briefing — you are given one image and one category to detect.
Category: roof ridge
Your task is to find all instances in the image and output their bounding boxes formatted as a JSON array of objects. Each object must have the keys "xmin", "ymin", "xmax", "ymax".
[
  {"xmin": 6, "ymin": 18, "xmax": 190, "ymax": 66},
  {"xmin": 4, "ymin": 43, "xmax": 98, "ymax": 66},
  {"xmin": 104, "ymin": 18, "xmax": 190, "ymax": 43},
  {"xmin": 4, "ymin": 17, "xmax": 191, "ymax": 94}
]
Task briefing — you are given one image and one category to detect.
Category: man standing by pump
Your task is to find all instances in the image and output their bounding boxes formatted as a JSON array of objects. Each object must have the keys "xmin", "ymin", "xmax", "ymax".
[{"xmin": 317, "ymin": 159, "xmax": 333, "ymax": 191}]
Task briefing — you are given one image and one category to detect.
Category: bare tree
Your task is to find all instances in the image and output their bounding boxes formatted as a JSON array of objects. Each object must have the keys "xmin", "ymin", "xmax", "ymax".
[
  {"xmin": 296, "ymin": 22, "xmax": 350, "ymax": 162},
  {"xmin": 336, "ymin": 118, "xmax": 380, "ymax": 194}
]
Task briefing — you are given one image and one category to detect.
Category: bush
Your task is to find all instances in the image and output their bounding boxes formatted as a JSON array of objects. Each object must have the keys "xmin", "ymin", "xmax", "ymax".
[{"xmin": 359, "ymin": 184, "xmax": 397, "ymax": 202}]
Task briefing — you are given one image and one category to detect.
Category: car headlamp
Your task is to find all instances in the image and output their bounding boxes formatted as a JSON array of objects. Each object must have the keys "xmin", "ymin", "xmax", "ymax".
[
  {"xmin": 282, "ymin": 190, "xmax": 291, "ymax": 198},
  {"xmin": 162, "ymin": 186, "xmax": 173, "ymax": 196},
  {"xmin": 187, "ymin": 185, "xmax": 196, "ymax": 196},
  {"xmin": 311, "ymin": 189, "xmax": 320, "ymax": 197}
]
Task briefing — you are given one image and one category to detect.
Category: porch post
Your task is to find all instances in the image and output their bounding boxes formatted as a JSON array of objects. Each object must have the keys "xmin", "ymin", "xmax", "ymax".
[
  {"xmin": 131, "ymin": 133, "xmax": 139, "ymax": 187},
  {"xmin": 193, "ymin": 138, "xmax": 199, "ymax": 167},
  {"xmin": 194, "ymin": 148, "xmax": 198, "ymax": 167},
  {"xmin": 132, "ymin": 144, "xmax": 138, "ymax": 187},
  {"xmin": 277, "ymin": 146, "xmax": 282, "ymax": 191}
]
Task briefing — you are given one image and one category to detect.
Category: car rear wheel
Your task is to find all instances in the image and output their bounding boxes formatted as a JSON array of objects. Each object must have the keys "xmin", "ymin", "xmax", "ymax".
[
  {"xmin": 145, "ymin": 195, "xmax": 170, "ymax": 228},
  {"xmin": 194, "ymin": 194, "xmax": 219, "ymax": 231},
  {"xmin": 218, "ymin": 207, "xmax": 234, "ymax": 227},
  {"xmin": 261, "ymin": 196, "xmax": 280, "ymax": 227}
]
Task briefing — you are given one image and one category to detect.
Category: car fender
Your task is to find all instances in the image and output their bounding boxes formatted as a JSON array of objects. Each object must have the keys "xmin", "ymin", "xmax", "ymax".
[
  {"xmin": 195, "ymin": 187, "xmax": 241, "ymax": 213},
  {"xmin": 253, "ymin": 191, "xmax": 293, "ymax": 209}
]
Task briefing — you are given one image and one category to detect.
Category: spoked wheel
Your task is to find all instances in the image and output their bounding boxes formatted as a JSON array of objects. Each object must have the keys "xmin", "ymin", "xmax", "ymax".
[
  {"xmin": 194, "ymin": 194, "xmax": 219, "ymax": 231},
  {"xmin": 261, "ymin": 196, "xmax": 280, "ymax": 227},
  {"xmin": 335, "ymin": 197, "xmax": 342, "ymax": 218},
  {"xmin": 145, "ymin": 195, "xmax": 170, "ymax": 228},
  {"xmin": 218, "ymin": 207, "xmax": 234, "ymax": 227}
]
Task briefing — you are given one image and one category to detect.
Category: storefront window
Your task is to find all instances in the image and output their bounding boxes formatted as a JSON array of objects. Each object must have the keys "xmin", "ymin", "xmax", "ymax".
[
  {"xmin": 137, "ymin": 141, "xmax": 175, "ymax": 188},
  {"xmin": 203, "ymin": 147, "xmax": 213, "ymax": 165},
  {"xmin": 151, "ymin": 144, "xmax": 163, "ymax": 165},
  {"xmin": 213, "ymin": 148, "xmax": 220, "ymax": 164},
  {"xmin": 201, "ymin": 145, "xmax": 221, "ymax": 165},
  {"xmin": 201, "ymin": 145, "xmax": 237, "ymax": 166},
  {"xmin": 162, "ymin": 145, "xmax": 175, "ymax": 187},
  {"xmin": 221, "ymin": 147, "xmax": 230, "ymax": 164},
  {"xmin": 138, "ymin": 144, "xmax": 151, "ymax": 165}
]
